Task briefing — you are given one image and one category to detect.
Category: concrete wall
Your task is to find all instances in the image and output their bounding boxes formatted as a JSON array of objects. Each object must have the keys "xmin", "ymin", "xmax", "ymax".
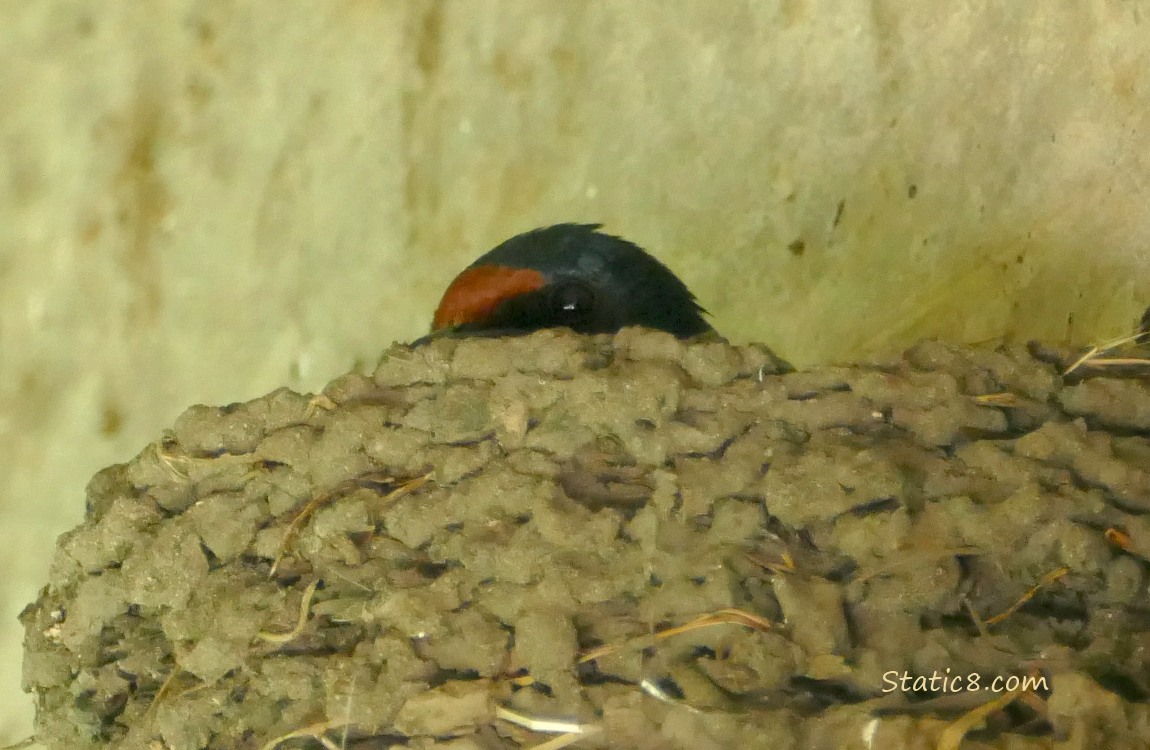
[{"xmin": 3, "ymin": 1, "xmax": 1148, "ymax": 742}]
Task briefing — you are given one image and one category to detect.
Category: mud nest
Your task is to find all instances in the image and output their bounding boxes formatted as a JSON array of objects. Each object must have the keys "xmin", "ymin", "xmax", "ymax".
[{"xmin": 21, "ymin": 328, "xmax": 1150, "ymax": 749}]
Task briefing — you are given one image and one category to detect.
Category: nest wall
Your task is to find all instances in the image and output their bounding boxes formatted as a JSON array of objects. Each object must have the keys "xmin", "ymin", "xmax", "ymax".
[{"xmin": 22, "ymin": 329, "xmax": 1150, "ymax": 749}]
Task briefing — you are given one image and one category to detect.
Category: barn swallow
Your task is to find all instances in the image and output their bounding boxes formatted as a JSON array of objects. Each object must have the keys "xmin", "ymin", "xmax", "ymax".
[{"xmin": 430, "ymin": 223, "xmax": 715, "ymax": 339}]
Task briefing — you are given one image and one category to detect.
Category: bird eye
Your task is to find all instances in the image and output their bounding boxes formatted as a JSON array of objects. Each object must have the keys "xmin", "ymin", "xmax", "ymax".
[{"xmin": 551, "ymin": 281, "xmax": 596, "ymax": 321}]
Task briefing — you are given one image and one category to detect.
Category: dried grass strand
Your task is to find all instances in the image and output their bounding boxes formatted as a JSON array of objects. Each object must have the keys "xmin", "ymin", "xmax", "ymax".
[
  {"xmin": 1063, "ymin": 329, "xmax": 1147, "ymax": 375},
  {"xmin": 495, "ymin": 705, "xmax": 595, "ymax": 735},
  {"xmin": 269, "ymin": 472, "xmax": 431, "ymax": 576},
  {"xmin": 936, "ymin": 678, "xmax": 1032, "ymax": 750},
  {"xmin": 257, "ymin": 578, "xmax": 321, "ymax": 644},
  {"xmin": 578, "ymin": 607, "xmax": 774, "ymax": 664},
  {"xmin": 984, "ymin": 567, "xmax": 1069, "ymax": 626}
]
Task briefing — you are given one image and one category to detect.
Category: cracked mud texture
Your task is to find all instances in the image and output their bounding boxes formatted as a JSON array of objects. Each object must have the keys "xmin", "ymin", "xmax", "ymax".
[{"xmin": 21, "ymin": 328, "xmax": 1150, "ymax": 750}]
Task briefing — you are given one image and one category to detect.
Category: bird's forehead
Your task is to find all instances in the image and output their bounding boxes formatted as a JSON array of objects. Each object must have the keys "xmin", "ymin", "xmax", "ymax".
[{"xmin": 432, "ymin": 265, "xmax": 546, "ymax": 330}]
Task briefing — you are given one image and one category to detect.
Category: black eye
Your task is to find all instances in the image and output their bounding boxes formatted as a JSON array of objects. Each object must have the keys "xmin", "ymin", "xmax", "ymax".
[{"xmin": 551, "ymin": 281, "xmax": 596, "ymax": 321}]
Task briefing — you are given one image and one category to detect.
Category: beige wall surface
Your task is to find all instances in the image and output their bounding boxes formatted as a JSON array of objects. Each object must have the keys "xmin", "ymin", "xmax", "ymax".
[{"xmin": 2, "ymin": 1, "xmax": 1148, "ymax": 743}]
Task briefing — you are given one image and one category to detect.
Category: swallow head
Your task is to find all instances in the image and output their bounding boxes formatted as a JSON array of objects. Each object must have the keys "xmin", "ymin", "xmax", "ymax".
[{"xmin": 432, "ymin": 223, "xmax": 714, "ymax": 339}]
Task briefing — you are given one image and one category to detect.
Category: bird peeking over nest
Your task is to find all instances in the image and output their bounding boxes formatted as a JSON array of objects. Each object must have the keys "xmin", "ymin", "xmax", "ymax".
[{"xmin": 429, "ymin": 223, "xmax": 716, "ymax": 340}]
